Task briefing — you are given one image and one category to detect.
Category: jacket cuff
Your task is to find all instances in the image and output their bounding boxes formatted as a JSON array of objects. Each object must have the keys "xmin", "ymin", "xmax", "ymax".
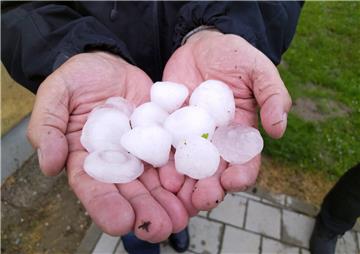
[{"xmin": 173, "ymin": 2, "xmax": 257, "ymax": 50}]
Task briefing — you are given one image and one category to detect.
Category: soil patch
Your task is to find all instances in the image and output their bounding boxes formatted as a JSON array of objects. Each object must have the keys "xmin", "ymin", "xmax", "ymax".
[
  {"xmin": 291, "ymin": 97, "xmax": 351, "ymax": 122},
  {"xmin": 258, "ymin": 156, "xmax": 336, "ymax": 206},
  {"xmin": 1, "ymin": 154, "xmax": 91, "ymax": 254}
]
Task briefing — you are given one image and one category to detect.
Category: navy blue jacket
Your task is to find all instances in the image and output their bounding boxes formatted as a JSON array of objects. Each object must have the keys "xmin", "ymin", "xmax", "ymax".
[{"xmin": 1, "ymin": 1, "xmax": 303, "ymax": 93}]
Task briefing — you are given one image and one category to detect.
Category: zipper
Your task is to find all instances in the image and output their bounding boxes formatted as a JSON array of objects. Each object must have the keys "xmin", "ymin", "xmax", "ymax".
[{"xmin": 152, "ymin": 2, "xmax": 162, "ymax": 81}]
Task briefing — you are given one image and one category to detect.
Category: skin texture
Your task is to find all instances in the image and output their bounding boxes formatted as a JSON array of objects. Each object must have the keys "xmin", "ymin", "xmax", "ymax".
[
  {"xmin": 161, "ymin": 30, "xmax": 292, "ymax": 211},
  {"xmin": 26, "ymin": 52, "xmax": 188, "ymax": 241}
]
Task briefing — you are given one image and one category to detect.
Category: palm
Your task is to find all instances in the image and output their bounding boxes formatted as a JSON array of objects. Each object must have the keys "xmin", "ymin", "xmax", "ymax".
[
  {"xmin": 28, "ymin": 52, "xmax": 188, "ymax": 241},
  {"xmin": 161, "ymin": 31, "xmax": 291, "ymax": 212}
]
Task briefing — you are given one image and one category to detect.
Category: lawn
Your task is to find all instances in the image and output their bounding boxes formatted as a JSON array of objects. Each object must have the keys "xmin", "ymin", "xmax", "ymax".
[{"xmin": 262, "ymin": 2, "xmax": 360, "ymax": 179}]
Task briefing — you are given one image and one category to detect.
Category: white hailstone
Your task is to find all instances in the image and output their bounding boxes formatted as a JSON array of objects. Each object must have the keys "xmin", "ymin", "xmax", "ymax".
[
  {"xmin": 151, "ymin": 81, "xmax": 189, "ymax": 113},
  {"xmin": 130, "ymin": 102, "xmax": 169, "ymax": 128},
  {"xmin": 81, "ymin": 108, "xmax": 130, "ymax": 152},
  {"xmin": 164, "ymin": 106, "xmax": 216, "ymax": 147},
  {"xmin": 104, "ymin": 97, "xmax": 135, "ymax": 117},
  {"xmin": 90, "ymin": 97, "xmax": 135, "ymax": 118},
  {"xmin": 212, "ymin": 124, "xmax": 264, "ymax": 164},
  {"xmin": 84, "ymin": 150, "xmax": 144, "ymax": 183},
  {"xmin": 174, "ymin": 136, "xmax": 220, "ymax": 179},
  {"xmin": 121, "ymin": 125, "xmax": 172, "ymax": 167},
  {"xmin": 189, "ymin": 80, "xmax": 235, "ymax": 127}
]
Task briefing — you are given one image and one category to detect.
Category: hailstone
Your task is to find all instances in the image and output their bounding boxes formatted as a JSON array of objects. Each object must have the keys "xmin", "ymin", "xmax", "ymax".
[
  {"xmin": 151, "ymin": 81, "xmax": 189, "ymax": 113},
  {"xmin": 84, "ymin": 150, "xmax": 144, "ymax": 183},
  {"xmin": 121, "ymin": 125, "xmax": 172, "ymax": 167},
  {"xmin": 81, "ymin": 108, "xmax": 130, "ymax": 152},
  {"xmin": 212, "ymin": 124, "xmax": 264, "ymax": 164},
  {"xmin": 189, "ymin": 80, "xmax": 235, "ymax": 127},
  {"xmin": 174, "ymin": 136, "xmax": 220, "ymax": 179},
  {"xmin": 164, "ymin": 106, "xmax": 216, "ymax": 147},
  {"xmin": 130, "ymin": 102, "xmax": 169, "ymax": 128},
  {"xmin": 90, "ymin": 97, "xmax": 135, "ymax": 118}
]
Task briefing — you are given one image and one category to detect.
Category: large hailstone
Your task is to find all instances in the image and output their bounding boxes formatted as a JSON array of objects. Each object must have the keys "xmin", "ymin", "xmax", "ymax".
[
  {"xmin": 164, "ymin": 106, "xmax": 216, "ymax": 147},
  {"xmin": 121, "ymin": 125, "xmax": 172, "ymax": 167},
  {"xmin": 212, "ymin": 124, "xmax": 264, "ymax": 164},
  {"xmin": 90, "ymin": 97, "xmax": 135, "ymax": 118},
  {"xmin": 151, "ymin": 81, "xmax": 189, "ymax": 113},
  {"xmin": 130, "ymin": 102, "xmax": 169, "ymax": 128},
  {"xmin": 81, "ymin": 108, "xmax": 131, "ymax": 152},
  {"xmin": 189, "ymin": 80, "xmax": 235, "ymax": 127},
  {"xmin": 175, "ymin": 136, "xmax": 220, "ymax": 179},
  {"xmin": 84, "ymin": 150, "xmax": 144, "ymax": 183}
]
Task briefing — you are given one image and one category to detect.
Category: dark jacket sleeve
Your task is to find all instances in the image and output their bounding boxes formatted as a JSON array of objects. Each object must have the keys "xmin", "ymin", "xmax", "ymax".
[
  {"xmin": 173, "ymin": 1, "xmax": 303, "ymax": 65},
  {"xmin": 1, "ymin": 2, "xmax": 133, "ymax": 93}
]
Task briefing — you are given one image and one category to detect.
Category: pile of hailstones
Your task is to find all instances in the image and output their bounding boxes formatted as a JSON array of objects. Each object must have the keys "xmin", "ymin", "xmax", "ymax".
[{"xmin": 81, "ymin": 80, "xmax": 264, "ymax": 183}]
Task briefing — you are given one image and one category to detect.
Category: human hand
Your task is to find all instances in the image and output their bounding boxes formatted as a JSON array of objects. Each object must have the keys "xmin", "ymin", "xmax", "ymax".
[
  {"xmin": 160, "ymin": 30, "xmax": 291, "ymax": 213},
  {"xmin": 26, "ymin": 52, "xmax": 188, "ymax": 242}
]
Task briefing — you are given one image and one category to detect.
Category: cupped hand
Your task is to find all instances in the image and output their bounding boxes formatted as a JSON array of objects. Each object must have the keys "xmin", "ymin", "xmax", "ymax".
[
  {"xmin": 160, "ymin": 30, "xmax": 292, "ymax": 213},
  {"xmin": 27, "ymin": 52, "xmax": 188, "ymax": 242}
]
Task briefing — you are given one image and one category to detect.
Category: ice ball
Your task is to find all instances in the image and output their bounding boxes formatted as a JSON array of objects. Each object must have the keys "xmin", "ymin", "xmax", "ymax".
[
  {"xmin": 90, "ymin": 97, "xmax": 135, "ymax": 118},
  {"xmin": 189, "ymin": 80, "xmax": 235, "ymax": 127},
  {"xmin": 121, "ymin": 125, "xmax": 172, "ymax": 167},
  {"xmin": 164, "ymin": 106, "xmax": 216, "ymax": 147},
  {"xmin": 84, "ymin": 150, "xmax": 144, "ymax": 183},
  {"xmin": 174, "ymin": 136, "xmax": 220, "ymax": 179},
  {"xmin": 151, "ymin": 81, "xmax": 189, "ymax": 113},
  {"xmin": 212, "ymin": 124, "xmax": 263, "ymax": 164},
  {"xmin": 130, "ymin": 102, "xmax": 169, "ymax": 128},
  {"xmin": 81, "ymin": 108, "xmax": 130, "ymax": 152}
]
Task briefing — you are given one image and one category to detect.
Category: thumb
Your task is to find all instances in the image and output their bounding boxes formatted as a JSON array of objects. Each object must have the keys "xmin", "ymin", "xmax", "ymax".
[
  {"xmin": 252, "ymin": 56, "xmax": 292, "ymax": 139},
  {"xmin": 163, "ymin": 46, "xmax": 203, "ymax": 91},
  {"xmin": 27, "ymin": 75, "xmax": 69, "ymax": 176}
]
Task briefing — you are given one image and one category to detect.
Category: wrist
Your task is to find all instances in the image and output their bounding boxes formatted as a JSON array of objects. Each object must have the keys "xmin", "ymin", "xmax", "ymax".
[{"xmin": 184, "ymin": 28, "xmax": 223, "ymax": 45}]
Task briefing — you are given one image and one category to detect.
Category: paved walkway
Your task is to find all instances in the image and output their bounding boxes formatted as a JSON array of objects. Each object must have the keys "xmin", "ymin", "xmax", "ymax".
[{"xmin": 77, "ymin": 186, "xmax": 360, "ymax": 254}]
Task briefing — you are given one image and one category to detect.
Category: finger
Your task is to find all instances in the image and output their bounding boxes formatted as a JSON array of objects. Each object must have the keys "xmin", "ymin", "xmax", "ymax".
[
  {"xmin": 67, "ymin": 151, "xmax": 135, "ymax": 236},
  {"xmin": 116, "ymin": 180, "xmax": 173, "ymax": 243},
  {"xmin": 159, "ymin": 153, "xmax": 185, "ymax": 193},
  {"xmin": 140, "ymin": 168, "xmax": 189, "ymax": 233},
  {"xmin": 192, "ymin": 160, "xmax": 227, "ymax": 211},
  {"xmin": 162, "ymin": 47, "xmax": 203, "ymax": 91},
  {"xmin": 124, "ymin": 65, "xmax": 153, "ymax": 106},
  {"xmin": 177, "ymin": 178, "xmax": 199, "ymax": 217},
  {"xmin": 221, "ymin": 155, "xmax": 261, "ymax": 192},
  {"xmin": 27, "ymin": 77, "xmax": 69, "ymax": 176},
  {"xmin": 251, "ymin": 54, "xmax": 292, "ymax": 139}
]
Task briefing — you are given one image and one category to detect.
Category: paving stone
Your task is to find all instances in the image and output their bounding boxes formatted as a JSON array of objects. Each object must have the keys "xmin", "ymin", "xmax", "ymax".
[
  {"xmin": 261, "ymin": 193, "xmax": 286, "ymax": 207},
  {"xmin": 300, "ymin": 249, "xmax": 310, "ymax": 254},
  {"xmin": 282, "ymin": 210, "xmax": 315, "ymax": 248},
  {"xmin": 245, "ymin": 200, "xmax": 281, "ymax": 239},
  {"xmin": 353, "ymin": 220, "xmax": 360, "ymax": 232},
  {"xmin": 261, "ymin": 237, "xmax": 299, "ymax": 254},
  {"xmin": 209, "ymin": 193, "xmax": 247, "ymax": 227},
  {"xmin": 335, "ymin": 231, "xmax": 358, "ymax": 254},
  {"xmin": 114, "ymin": 240, "xmax": 127, "ymax": 254},
  {"xmin": 221, "ymin": 225, "xmax": 260, "ymax": 253},
  {"xmin": 286, "ymin": 196, "xmax": 318, "ymax": 217},
  {"xmin": 236, "ymin": 191, "xmax": 261, "ymax": 201},
  {"xmin": 92, "ymin": 233, "xmax": 120, "ymax": 254},
  {"xmin": 188, "ymin": 216, "xmax": 223, "ymax": 254},
  {"xmin": 198, "ymin": 210, "xmax": 208, "ymax": 218}
]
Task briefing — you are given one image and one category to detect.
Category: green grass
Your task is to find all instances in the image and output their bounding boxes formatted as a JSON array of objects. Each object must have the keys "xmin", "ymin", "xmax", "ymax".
[{"xmin": 261, "ymin": 2, "xmax": 360, "ymax": 179}]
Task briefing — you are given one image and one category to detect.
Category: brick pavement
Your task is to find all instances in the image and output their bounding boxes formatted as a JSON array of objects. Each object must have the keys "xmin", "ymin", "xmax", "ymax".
[{"xmin": 77, "ymin": 186, "xmax": 360, "ymax": 254}]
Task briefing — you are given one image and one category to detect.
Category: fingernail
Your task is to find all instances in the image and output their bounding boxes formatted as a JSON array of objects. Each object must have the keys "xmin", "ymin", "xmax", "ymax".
[
  {"xmin": 37, "ymin": 148, "xmax": 42, "ymax": 165},
  {"xmin": 282, "ymin": 112, "xmax": 288, "ymax": 130}
]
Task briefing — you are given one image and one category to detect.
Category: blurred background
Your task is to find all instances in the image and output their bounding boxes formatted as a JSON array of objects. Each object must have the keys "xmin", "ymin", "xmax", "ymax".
[{"xmin": 1, "ymin": 2, "xmax": 359, "ymax": 253}]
